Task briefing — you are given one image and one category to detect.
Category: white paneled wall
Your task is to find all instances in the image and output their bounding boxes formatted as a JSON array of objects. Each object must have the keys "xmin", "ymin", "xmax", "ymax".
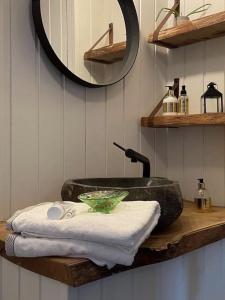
[
  {"xmin": 167, "ymin": 0, "xmax": 225, "ymax": 206},
  {"xmin": 0, "ymin": 0, "xmax": 167, "ymax": 219},
  {"xmin": 1, "ymin": 0, "xmax": 225, "ymax": 299}
]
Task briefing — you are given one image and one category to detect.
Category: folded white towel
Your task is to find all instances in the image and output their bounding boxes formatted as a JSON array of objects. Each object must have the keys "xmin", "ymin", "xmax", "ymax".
[
  {"xmin": 7, "ymin": 201, "xmax": 160, "ymax": 249},
  {"xmin": 6, "ymin": 201, "xmax": 160, "ymax": 268},
  {"xmin": 5, "ymin": 204, "xmax": 160, "ymax": 268},
  {"xmin": 7, "ymin": 201, "xmax": 160, "ymax": 250},
  {"xmin": 6, "ymin": 234, "xmax": 134, "ymax": 269}
]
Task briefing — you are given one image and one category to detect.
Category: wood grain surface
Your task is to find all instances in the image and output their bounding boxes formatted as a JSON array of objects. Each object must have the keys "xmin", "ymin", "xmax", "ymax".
[
  {"xmin": 84, "ymin": 42, "xmax": 126, "ymax": 64},
  {"xmin": 148, "ymin": 11, "xmax": 225, "ymax": 48},
  {"xmin": 141, "ymin": 113, "xmax": 225, "ymax": 128}
]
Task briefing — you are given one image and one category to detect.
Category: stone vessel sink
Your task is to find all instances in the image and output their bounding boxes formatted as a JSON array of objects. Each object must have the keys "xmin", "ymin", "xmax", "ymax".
[{"xmin": 61, "ymin": 177, "xmax": 183, "ymax": 230}]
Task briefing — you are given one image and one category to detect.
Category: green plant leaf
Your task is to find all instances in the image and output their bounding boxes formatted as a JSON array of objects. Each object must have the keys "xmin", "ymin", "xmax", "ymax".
[
  {"xmin": 187, "ymin": 4, "xmax": 211, "ymax": 17},
  {"xmin": 156, "ymin": 7, "xmax": 179, "ymax": 21}
]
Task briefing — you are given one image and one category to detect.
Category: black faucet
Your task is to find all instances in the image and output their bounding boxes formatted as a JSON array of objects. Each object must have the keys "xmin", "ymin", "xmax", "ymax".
[{"xmin": 113, "ymin": 142, "xmax": 150, "ymax": 178}]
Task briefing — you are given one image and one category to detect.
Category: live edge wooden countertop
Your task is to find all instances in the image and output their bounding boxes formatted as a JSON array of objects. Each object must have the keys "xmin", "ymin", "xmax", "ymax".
[{"xmin": 1, "ymin": 201, "xmax": 225, "ymax": 287}]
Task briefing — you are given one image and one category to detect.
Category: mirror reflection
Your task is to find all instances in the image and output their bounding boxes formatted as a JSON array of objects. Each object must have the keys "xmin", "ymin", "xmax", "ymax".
[{"xmin": 41, "ymin": 0, "xmax": 127, "ymax": 85}]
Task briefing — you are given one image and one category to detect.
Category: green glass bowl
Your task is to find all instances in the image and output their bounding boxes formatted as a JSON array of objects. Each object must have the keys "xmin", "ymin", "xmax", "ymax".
[{"xmin": 78, "ymin": 190, "xmax": 129, "ymax": 214}]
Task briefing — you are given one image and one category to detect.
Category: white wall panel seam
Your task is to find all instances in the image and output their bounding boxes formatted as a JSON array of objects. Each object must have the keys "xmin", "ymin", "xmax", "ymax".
[
  {"xmin": 62, "ymin": 76, "xmax": 65, "ymax": 182},
  {"xmin": 35, "ymin": 30, "xmax": 40, "ymax": 205},
  {"xmin": 85, "ymin": 88, "xmax": 87, "ymax": 177},
  {"xmin": 105, "ymin": 87, "xmax": 107, "ymax": 177},
  {"xmin": 9, "ymin": 0, "xmax": 13, "ymax": 216},
  {"xmin": 105, "ymin": 87, "xmax": 109, "ymax": 177},
  {"xmin": 122, "ymin": 78, "xmax": 126, "ymax": 177}
]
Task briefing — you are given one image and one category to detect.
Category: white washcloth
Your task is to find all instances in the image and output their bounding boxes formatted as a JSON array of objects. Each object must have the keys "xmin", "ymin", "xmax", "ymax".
[{"xmin": 7, "ymin": 201, "xmax": 161, "ymax": 250}]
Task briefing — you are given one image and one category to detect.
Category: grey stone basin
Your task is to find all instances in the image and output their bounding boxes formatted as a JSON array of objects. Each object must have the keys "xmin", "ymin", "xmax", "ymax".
[{"xmin": 61, "ymin": 177, "xmax": 183, "ymax": 230}]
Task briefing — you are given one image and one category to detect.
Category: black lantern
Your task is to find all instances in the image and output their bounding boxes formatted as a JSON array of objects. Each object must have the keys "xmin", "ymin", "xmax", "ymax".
[{"xmin": 201, "ymin": 82, "xmax": 223, "ymax": 113}]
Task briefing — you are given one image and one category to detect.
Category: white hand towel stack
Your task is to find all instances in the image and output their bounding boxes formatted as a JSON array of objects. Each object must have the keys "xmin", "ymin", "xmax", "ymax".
[{"xmin": 5, "ymin": 201, "xmax": 160, "ymax": 269}]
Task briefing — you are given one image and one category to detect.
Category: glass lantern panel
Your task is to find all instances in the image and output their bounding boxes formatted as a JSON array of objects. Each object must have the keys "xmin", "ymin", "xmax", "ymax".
[{"xmin": 201, "ymin": 97, "xmax": 221, "ymax": 113}]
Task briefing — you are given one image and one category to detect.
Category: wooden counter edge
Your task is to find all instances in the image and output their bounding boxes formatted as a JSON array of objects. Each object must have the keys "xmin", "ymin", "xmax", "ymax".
[{"xmin": 1, "ymin": 202, "xmax": 225, "ymax": 287}]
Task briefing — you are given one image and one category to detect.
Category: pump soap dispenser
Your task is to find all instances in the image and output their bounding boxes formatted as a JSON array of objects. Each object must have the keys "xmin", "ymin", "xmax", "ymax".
[
  {"xmin": 162, "ymin": 86, "xmax": 178, "ymax": 116},
  {"xmin": 178, "ymin": 85, "xmax": 189, "ymax": 115},
  {"xmin": 194, "ymin": 179, "xmax": 212, "ymax": 212}
]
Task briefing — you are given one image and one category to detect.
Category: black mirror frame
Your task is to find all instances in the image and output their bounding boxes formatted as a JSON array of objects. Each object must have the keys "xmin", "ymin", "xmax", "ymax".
[{"xmin": 32, "ymin": 0, "xmax": 140, "ymax": 88}]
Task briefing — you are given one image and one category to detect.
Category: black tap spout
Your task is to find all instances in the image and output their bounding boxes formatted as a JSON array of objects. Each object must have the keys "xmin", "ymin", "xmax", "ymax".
[{"xmin": 113, "ymin": 143, "xmax": 150, "ymax": 178}]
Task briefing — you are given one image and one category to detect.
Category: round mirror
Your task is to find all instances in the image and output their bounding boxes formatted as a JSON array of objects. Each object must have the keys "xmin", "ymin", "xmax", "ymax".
[{"xmin": 32, "ymin": 0, "xmax": 139, "ymax": 88}]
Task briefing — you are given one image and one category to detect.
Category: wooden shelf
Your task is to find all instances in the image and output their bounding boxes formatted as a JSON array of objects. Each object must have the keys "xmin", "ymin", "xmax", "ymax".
[
  {"xmin": 148, "ymin": 11, "xmax": 225, "ymax": 48},
  {"xmin": 141, "ymin": 113, "xmax": 225, "ymax": 128},
  {"xmin": 2, "ymin": 201, "xmax": 225, "ymax": 287},
  {"xmin": 84, "ymin": 42, "xmax": 126, "ymax": 64}
]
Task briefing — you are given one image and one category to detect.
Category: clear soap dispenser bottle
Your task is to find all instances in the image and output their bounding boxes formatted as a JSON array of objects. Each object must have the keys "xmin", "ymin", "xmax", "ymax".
[
  {"xmin": 162, "ymin": 86, "xmax": 178, "ymax": 116},
  {"xmin": 194, "ymin": 179, "xmax": 212, "ymax": 212},
  {"xmin": 178, "ymin": 85, "xmax": 189, "ymax": 115}
]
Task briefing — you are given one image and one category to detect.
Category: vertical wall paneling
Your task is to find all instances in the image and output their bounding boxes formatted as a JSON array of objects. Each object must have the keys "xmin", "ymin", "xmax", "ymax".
[
  {"xmin": 64, "ymin": 82, "xmax": 86, "ymax": 180},
  {"xmin": 166, "ymin": 127, "xmax": 183, "ymax": 184},
  {"xmin": 202, "ymin": 241, "xmax": 224, "ymax": 299},
  {"xmin": 182, "ymin": 247, "xmax": 206, "ymax": 300},
  {"xmin": 106, "ymin": 82, "xmax": 125, "ymax": 177},
  {"xmin": 85, "ymin": 2, "xmax": 110, "ymax": 172},
  {"xmin": 90, "ymin": 0, "xmax": 107, "ymax": 84},
  {"xmin": 165, "ymin": 1, "xmax": 225, "ymax": 298},
  {"xmin": 203, "ymin": 125, "xmax": 225, "ymax": 206},
  {"xmin": 20, "ymin": 268, "xmax": 40, "ymax": 300},
  {"xmin": 167, "ymin": 0, "xmax": 204, "ymax": 201},
  {"xmin": 182, "ymin": 0, "xmax": 205, "ymax": 201},
  {"xmin": 64, "ymin": 0, "xmax": 86, "ymax": 181},
  {"xmin": 221, "ymin": 240, "xmax": 225, "ymax": 288},
  {"xmin": 38, "ymin": 0, "xmax": 64, "ymax": 203},
  {"xmin": 67, "ymin": 0, "xmax": 76, "ymax": 73},
  {"xmin": 77, "ymin": 280, "xmax": 102, "ymax": 300},
  {"xmin": 104, "ymin": 0, "xmax": 126, "ymax": 178},
  {"xmin": 203, "ymin": 0, "xmax": 225, "ymax": 206},
  {"xmin": 133, "ymin": 264, "xmax": 161, "ymax": 300},
  {"xmin": 0, "ymin": 258, "xmax": 2, "ymax": 300},
  {"xmin": 0, "ymin": 0, "xmax": 169, "ymax": 216},
  {"xmin": 39, "ymin": 48, "xmax": 64, "ymax": 203},
  {"xmin": 154, "ymin": 0, "xmax": 168, "ymax": 178},
  {"xmin": 61, "ymin": 0, "xmax": 67, "ymax": 67},
  {"xmin": 76, "ymin": 0, "xmax": 92, "ymax": 82},
  {"xmin": 182, "ymin": 126, "xmax": 204, "ymax": 200},
  {"xmin": 124, "ymin": 0, "xmax": 141, "ymax": 177},
  {"xmin": 85, "ymin": 88, "xmax": 107, "ymax": 178},
  {"xmin": 167, "ymin": 0, "xmax": 225, "ymax": 204},
  {"xmin": 1, "ymin": 0, "xmax": 224, "ymax": 215},
  {"xmin": 0, "ymin": 0, "xmax": 11, "ymax": 219},
  {"xmin": 167, "ymin": 56, "xmax": 184, "ymax": 190},
  {"xmin": 139, "ymin": 0, "xmax": 156, "ymax": 177},
  {"xmin": 68, "ymin": 287, "xmax": 78, "ymax": 300},
  {"xmin": 1, "ymin": 259, "xmax": 19, "ymax": 300},
  {"xmin": 184, "ymin": 44, "xmax": 204, "ymax": 115},
  {"xmin": 166, "ymin": 0, "xmax": 185, "ymax": 190},
  {"xmin": 11, "ymin": 0, "xmax": 38, "ymax": 212},
  {"xmin": 41, "ymin": 0, "xmax": 50, "ymax": 40},
  {"xmin": 182, "ymin": 5, "xmax": 205, "ymax": 199},
  {"xmin": 159, "ymin": 257, "xmax": 188, "ymax": 300},
  {"xmin": 40, "ymin": 276, "xmax": 69, "ymax": 300},
  {"xmin": 101, "ymin": 271, "xmax": 134, "ymax": 300},
  {"xmin": 49, "ymin": 0, "xmax": 62, "ymax": 60}
]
